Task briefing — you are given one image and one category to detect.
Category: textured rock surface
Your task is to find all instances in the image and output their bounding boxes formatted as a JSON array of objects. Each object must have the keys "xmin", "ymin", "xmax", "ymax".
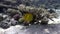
[{"xmin": 0, "ymin": 25, "xmax": 60, "ymax": 34}]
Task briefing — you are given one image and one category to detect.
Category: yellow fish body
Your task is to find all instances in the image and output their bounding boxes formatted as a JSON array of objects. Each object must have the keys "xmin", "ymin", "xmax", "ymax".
[{"xmin": 23, "ymin": 13, "xmax": 33, "ymax": 23}]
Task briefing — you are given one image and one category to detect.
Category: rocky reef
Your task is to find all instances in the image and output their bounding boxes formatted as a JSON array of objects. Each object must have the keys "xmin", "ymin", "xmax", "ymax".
[{"xmin": 0, "ymin": 4, "xmax": 58, "ymax": 29}]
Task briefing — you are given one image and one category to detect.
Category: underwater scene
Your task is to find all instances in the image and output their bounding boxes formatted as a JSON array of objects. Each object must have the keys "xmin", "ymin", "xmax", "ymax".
[{"xmin": 0, "ymin": 0, "xmax": 60, "ymax": 34}]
